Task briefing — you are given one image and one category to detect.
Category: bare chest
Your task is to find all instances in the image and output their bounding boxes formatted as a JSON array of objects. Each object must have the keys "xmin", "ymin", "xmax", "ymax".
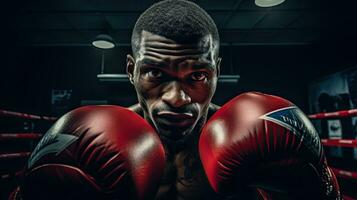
[{"xmin": 155, "ymin": 152, "xmax": 216, "ymax": 200}]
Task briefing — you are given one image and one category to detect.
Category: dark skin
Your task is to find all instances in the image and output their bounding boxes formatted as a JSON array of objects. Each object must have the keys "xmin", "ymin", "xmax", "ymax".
[
  {"xmin": 127, "ymin": 31, "xmax": 221, "ymax": 141},
  {"xmin": 127, "ymin": 30, "xmax": 221, "ymax": 200},
  {"xmin": 126, "ymin": 31, "xmax": 263, "ymax": 200}
]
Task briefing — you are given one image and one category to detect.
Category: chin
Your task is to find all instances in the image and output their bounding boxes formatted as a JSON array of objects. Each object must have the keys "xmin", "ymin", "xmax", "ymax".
[{"xmin": 155, "ymin": 123, "xmax": 196, "ymax": 141}]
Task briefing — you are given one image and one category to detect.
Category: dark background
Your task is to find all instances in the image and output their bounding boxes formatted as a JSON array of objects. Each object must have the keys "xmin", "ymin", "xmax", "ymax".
[
  {"xmin": 1, "ymin": 0, "xmax": 357, "ymax": 198},
  {"xmin": 1, "ymin": 0, "xmax": 356, "ymax": 116}
]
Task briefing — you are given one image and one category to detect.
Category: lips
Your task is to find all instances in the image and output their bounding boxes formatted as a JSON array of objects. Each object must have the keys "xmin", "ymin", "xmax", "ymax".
[{"xmin": 154, "ymin": 111, "xmax": 196, "ymax": 128}]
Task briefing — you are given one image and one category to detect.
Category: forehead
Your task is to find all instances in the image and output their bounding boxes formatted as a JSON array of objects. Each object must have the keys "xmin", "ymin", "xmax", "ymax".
[{"xmin": 136, "ymin": 31, "xmax": 217, "ymax": 66}]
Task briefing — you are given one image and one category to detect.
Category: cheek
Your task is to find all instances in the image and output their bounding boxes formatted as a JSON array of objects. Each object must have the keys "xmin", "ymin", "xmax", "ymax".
[
  {"xmin": 187, "ymin": 81, "xmax": 216, "ymax": 104},
  {"xmin": 135, "ymin": 79, "xmax": 162, "ymax": 111}
]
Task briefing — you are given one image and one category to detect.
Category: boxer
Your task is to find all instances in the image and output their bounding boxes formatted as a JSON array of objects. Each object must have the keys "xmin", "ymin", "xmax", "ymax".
[
  {"xmin": 12, "ymin": 0, "xmax": 341, "ymax": 199},
  {"xmin": 126, "ymin": 0, "xmax": 222, "ymax": 198}
]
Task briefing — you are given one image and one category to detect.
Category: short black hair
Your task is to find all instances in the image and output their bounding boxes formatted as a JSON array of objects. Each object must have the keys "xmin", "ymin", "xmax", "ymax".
[{"xmin": 131, "ymin": 0, "xmax": 220, "ymax": 57}]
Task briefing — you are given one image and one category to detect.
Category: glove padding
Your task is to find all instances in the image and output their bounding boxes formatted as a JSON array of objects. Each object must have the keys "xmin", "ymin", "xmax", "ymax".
[
  {"xmin": 199, "ymin": 92, "xmax": 341, "ymax": 199},
  {"xmin": 20, "ymin": 106, "xmax": 165, "ymax": 200}
]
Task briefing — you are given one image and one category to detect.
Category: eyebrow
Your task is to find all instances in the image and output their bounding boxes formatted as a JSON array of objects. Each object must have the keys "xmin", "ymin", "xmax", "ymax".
[
  {"xmin": 141, "ymin": 58, "xmax": 167, "ymax": 67},
  {"xmin": 140, "ymin": 57, "xmax": 216, "ymax": 71},
  {"xmin": 190, "ymin": 63, "xmax": 215, "ymax": 71}
]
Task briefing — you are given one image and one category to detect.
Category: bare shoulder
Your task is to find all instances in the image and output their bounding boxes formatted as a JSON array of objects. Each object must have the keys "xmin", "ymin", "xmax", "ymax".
[
  {"xmin": 208, "ymin": 103, "xmax": 221, "ymax": 119},
  {"xmin": 128, "ymin": 103, "xmax": 144, "ymax": 117}
]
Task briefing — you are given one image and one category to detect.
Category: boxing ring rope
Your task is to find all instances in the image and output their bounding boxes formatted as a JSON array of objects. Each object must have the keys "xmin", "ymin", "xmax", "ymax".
[
  {"xmin": 321, "ymin": 139, "xmax": 357, "ymax": 148},
  {"xmin": 0, "ymin": 152, "xmax": 30, "ymax": 180},
  {"xmin": 331, "ymin": 168, "xmax": 357, "ymax": 180},
  {"xmin": 309, "ymin": 108, "xmax": 357, "ymax": 199},
  {"xmin": 0, "ymin": 108, "xmax": 355, "ymax": 197},
  {"xmin": 0, "ymin": 109, "xmax": 57, "ymax": 121},
  {"xmin": 0, "ymin": 133, "xmax": 41, "ymax": 163},
  {"xmin": 308, "ymin": 109, "xmax": 357, "ymax": 149},
  {"xmin": 0, "ymin": 152, "xmax": 31, "ymax": 181},
  {"xmin": 308, "ymin": 109, "xmax": 357, "ymax": 119},
  {"xmin": 0, "ymin": 109, "xmax": 53, "ymax": 185},
  {"xmin": 0, "ymin": 133, "xmax": 43, "ymax": 140},
  {"xmin": 0, "ymin": 152, "xmax": 31, "ymax": 160},
  {"xmin": 0, "ymin": 109, "xmax": 49, "ymax": 162}
]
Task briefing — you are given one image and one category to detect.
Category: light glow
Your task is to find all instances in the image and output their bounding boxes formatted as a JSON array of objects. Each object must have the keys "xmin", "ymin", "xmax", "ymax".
[
  {"xmin": 92, "ymin": 40, "xmax": 115, "ymax": 49},
  {"xmin": 92, "ymin": 34, "xmax": 115, "ymax": 49},
  {"xmin": 209, "ymin": 119, "xmax": 227, "ymax": 147},
  {"xmin": 255, "ymin": 0, "xmax": 285, "ymax": 7},
  {"xmin": 131, "ymin": 134, "xmax": 156, "ymax": 166}
]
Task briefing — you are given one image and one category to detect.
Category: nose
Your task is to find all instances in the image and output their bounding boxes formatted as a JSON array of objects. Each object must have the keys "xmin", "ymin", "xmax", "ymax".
[{"xmin": 162, "ymin": 81, "xmax": 191, "ymax": 108}]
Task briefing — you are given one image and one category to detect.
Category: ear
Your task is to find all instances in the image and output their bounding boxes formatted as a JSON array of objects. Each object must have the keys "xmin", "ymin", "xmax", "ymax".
[
  {"xmin": 126, "ymin": 54, "xmax": 135, "ymax": 84},
  {"xmin": 216, "ymin": 57, "xmax": 222, "ymax": 77}
]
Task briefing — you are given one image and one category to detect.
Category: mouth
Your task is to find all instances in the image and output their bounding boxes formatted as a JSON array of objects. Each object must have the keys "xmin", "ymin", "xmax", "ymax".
[{"xmin": 154, "ymin": 110, "xmax": 196, "ymax": 128}]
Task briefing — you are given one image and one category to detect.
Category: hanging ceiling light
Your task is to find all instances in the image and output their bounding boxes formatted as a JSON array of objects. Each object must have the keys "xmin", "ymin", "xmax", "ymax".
[
  {"xmin": 92, "ymin": 34, "xmax": 115, "ymax": 49},
  {"xmin": 255, "ymin": 0, "xmax": 285, "ymax": 7}
]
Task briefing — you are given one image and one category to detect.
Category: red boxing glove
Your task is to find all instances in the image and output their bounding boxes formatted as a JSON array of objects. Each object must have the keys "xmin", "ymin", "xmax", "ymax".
[
  {"xmin": 199, "ymin": 92, "xmax": 341, "ymax": 199},
  {"xmin": 19, "ymin": 106, "xmax": 165, "ymax": 200}
]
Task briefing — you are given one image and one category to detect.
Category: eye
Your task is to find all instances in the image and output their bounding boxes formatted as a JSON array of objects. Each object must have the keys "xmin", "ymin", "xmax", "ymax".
[
  {"xmin": 190, "ymin": 71, "xmax": 208, "ymax": 81},
  {"xmin": 145, "ymin": 69, "xmax": 163, "ymax": 79}
]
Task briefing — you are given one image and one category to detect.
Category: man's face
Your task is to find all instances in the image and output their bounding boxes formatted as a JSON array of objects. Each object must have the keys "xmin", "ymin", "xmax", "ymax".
[{"xmin": 127, "ymin": 31, "xmax": 220, "ymax": 140}]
